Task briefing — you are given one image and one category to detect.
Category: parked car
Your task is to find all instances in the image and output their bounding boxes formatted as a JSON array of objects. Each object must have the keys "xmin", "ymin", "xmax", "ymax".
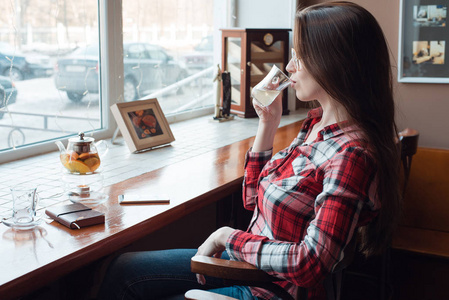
[
  {"xmin": 54, "ymin": 43, "xmax": 188, "ymax": 102},
  {"xmin": 181, "ymin": 36, "xmax": 213, "ymax": 74},
  {"xmin": 0, "ymin": 75, "xmax": 18, "ymax": 119},
  {"xmin": 0, "ymin": 42, "xmax": 53, "ymax": 81}
]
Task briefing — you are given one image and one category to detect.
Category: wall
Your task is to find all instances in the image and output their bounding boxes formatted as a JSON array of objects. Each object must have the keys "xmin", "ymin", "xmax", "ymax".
[{"xmin": 234, "ymin": 0, "xmax": 296, "ymax": 29}]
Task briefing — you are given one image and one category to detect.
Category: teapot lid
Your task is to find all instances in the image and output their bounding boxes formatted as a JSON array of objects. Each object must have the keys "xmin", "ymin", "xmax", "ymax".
[{"xmin": 69, "ymin": 132, "xmax": 94, "ymax": 145}]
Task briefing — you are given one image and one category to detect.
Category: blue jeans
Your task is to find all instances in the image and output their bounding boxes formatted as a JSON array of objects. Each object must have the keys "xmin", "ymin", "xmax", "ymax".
[{"xmin": 97, "ymin": 249, "xmax": 259, "ymax": 300}]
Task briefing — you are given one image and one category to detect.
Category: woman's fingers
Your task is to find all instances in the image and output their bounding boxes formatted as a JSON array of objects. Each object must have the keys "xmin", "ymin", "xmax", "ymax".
[{"xmin": 252, "ymin": 96, "xmax": 282, "ymax": 124}]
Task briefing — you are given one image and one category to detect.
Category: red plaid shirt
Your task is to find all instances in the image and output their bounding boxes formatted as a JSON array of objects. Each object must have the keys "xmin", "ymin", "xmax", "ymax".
[{"xmin": 226, "ymin": 108, "xmax": 380, "ymax": 299}]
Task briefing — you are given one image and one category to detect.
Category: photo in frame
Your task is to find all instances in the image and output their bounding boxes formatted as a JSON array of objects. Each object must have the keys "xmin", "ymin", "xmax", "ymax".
[
  {"xmin": 398, "ymin": 0, "xmax": 448, "ymax": 83},
  {"xmin": 110, "ymin": 98, "xmax": 175, "ymax": 152}
]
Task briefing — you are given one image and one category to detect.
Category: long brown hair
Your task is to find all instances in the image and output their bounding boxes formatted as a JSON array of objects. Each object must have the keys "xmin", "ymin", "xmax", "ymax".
[{"xmin": 294, "ymin": 1, "xmax": 401, "ymax": 256}]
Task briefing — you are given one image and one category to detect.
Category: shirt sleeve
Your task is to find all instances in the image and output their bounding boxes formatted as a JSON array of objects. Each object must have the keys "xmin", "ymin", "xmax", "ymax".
[
  {"xmin": 227, "ymin": 147, "xmax": 378, "ymax": 288},
  {"xmin": 242, "ymin": 148, "xmax": 273, "ymax": 211}
]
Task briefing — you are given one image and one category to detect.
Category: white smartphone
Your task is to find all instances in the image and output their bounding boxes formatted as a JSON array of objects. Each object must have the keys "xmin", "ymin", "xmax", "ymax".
[{"xmin": 118, "ymin": 194, "xmax": 170, "ymax": 204}]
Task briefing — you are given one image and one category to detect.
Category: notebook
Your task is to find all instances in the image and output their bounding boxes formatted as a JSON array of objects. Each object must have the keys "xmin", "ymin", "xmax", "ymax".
[{"xmin": 45, "ymin": 203, "xmax": 105, "ymax": 229}]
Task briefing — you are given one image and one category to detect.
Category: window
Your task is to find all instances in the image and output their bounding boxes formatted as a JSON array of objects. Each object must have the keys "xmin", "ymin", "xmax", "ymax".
[
  {"xmin": 0, "ymin": 0, "xmax": 216, "ymax": 163},
  {"xmin": 121, "ymin": 0, "xmax": 215, "ymax": 115}
]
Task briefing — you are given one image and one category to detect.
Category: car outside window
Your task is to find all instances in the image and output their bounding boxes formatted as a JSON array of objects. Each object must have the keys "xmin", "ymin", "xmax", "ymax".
[
  {"xmin": 148, "ymin": 48, "xmax": 167, "ymax": 61},
  {"xmin": 126, "ymin": 44, "xmax": 148, "ymax": 59}
]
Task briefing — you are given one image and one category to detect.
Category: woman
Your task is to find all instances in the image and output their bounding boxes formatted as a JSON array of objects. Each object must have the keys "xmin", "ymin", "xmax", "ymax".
[{"xmin": 98, "ymin": 2, "xmax": 400, "ymax": 299}]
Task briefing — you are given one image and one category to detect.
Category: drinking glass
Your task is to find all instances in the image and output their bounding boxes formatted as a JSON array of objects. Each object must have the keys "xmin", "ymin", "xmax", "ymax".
[
  {"xmin": 11, "ymin": 185, "xmax": 39, "ymax": 224},
  {"xmin": 251, "ymin": 65, "xmax": 291, "ymax": 106}
]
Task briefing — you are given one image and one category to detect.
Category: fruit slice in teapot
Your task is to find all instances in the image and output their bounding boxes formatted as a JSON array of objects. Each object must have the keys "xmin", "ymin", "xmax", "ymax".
[
  {"xmin": 59, "ymin": 152, "xmax": 100, "ymax": 174},
  {"xmin": 64, "ymin": 160, "xmax": 92, "ymax": 174},
  {"xmin": 83, "ymin": 156, "xmax": 101, "ymax": 171}
]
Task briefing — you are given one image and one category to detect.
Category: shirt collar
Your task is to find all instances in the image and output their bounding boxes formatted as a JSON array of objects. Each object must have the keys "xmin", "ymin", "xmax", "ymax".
[{"xmin": 303, "ymin": 107, "xmax": 359, "ymax": 142}]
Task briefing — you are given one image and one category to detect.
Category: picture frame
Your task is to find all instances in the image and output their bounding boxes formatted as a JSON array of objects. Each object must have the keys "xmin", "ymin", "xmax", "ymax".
[
  {"xmin": 398, "ymin": 0, "xmax": 448, "ymax": 83},
  {"xmin": 110, "ymin": 98, "xmax": 175, "ymax": 153}
]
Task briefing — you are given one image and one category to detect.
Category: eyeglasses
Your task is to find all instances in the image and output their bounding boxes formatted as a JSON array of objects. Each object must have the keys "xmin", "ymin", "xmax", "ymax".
[{"xmin": 291, "ymin": 48, "xmax": 303, "ymax": 71}]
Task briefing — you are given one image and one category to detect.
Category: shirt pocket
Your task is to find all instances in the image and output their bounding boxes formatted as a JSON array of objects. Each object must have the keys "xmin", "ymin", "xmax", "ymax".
[
  {"xmin": 268, "ymin": 154, "xmax": 318, "ymax": 196},
  {"xmin": 291, "ymin": 153, "xmax": 316, "ymax": 174}
]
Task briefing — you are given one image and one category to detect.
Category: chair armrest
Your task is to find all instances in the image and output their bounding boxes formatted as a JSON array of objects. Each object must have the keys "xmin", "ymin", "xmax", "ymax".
[
  {"xmin": 191, "ymin": 255, "xmax": 276, "ymax": 282},
  {"xmin": 191, "ymin": 256, "xmax": 296, "ymax": 300}
]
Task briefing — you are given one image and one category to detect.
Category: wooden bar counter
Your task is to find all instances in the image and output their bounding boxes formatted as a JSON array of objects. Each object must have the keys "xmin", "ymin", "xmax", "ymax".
[{"xmin": 0, "ymin": 120, "xmax": 304, "ymax": 300}]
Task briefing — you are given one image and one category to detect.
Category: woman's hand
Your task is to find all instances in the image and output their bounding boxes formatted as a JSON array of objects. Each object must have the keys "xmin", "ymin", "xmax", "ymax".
[
  {"xmin": 253, "ymin": 93, "xmax": 283, "ymax": 126},
  {"xmin": 195, "ymin": 226, "xmax": 235, "ymax": 285},
  {"xmin": 251, "ymin": 94, "xmax": 283, "ymax": 152}
]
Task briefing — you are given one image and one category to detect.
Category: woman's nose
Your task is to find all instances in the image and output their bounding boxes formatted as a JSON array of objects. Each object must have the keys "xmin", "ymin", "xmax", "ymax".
[{"xmin": 286, "ymin": 59, "xmax": 295, "ymax": 73}]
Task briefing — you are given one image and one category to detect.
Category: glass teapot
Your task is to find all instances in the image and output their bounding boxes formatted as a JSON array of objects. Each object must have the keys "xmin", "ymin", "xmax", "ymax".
[{"xmin": 56, "ymin": 132, "xmax": 108, "ymax": 174}]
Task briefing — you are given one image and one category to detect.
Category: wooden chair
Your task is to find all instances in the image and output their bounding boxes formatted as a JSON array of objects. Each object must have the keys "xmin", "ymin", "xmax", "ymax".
[{"xmin": 186, "ymin": 129, "xmax": 419, "ymax": 300}]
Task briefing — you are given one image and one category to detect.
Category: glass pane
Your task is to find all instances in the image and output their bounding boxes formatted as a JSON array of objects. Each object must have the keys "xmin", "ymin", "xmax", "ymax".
[
  {"xmin": 250, "ymin": 39, "xmax": 285, "ymax": 80},
  {"xmin": 226, "ymin": 37, "xmax": 241, "ymax": 106},
  {"xmin": 121, "ymin": 0, "xmax": 214, "ymax": 114},
  {"xmin": 0, "ymin": 0, "xmax": 101, "ymax": 151}
]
